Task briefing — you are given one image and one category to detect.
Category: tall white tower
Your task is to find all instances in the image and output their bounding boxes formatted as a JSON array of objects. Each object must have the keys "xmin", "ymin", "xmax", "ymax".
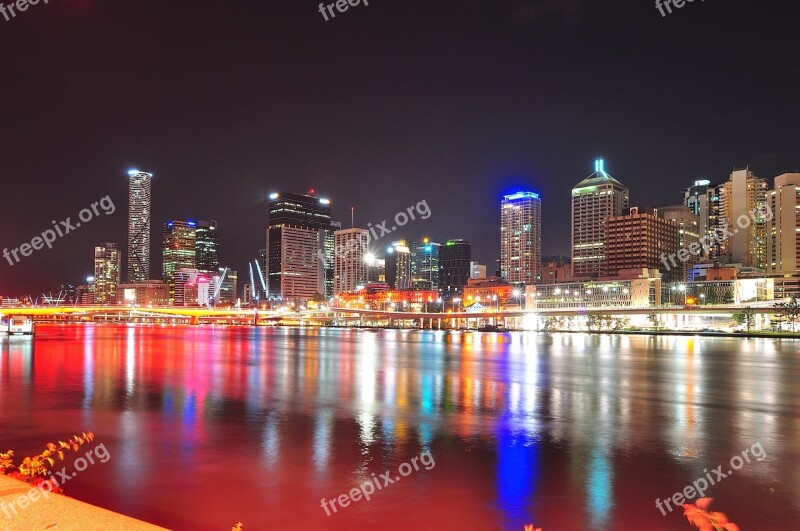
[{"xmin": 127, "ymin": 170, "xmax": 153, "ymax": 282}]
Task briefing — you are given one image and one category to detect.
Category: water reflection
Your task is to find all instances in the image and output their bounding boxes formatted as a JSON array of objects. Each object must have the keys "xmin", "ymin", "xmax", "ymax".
[{"xmin": 0, "ymin": 325, "xmax": 799, "ymax": 529}]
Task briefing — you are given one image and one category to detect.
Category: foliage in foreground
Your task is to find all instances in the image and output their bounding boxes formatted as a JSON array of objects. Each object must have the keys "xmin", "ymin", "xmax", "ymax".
[
  {"xmin": 0, "ymin": 432, "xmax": 95, "ymax": 494},
  {"xmin": 523, "ymin": 497, "xmax": 740, "ymax": 530}
]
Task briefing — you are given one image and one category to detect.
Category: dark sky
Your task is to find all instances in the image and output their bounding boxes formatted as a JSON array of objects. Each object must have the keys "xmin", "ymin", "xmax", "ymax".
[{"xmin": 1, "ymin": 0, "xmax": 798, "ymax": 296}]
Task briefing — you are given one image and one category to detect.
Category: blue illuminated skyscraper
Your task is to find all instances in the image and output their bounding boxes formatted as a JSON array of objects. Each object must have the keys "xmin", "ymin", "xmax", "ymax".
[{"xmin": 501, "ymin": 191, "xmax": 542, "ymax": 284}]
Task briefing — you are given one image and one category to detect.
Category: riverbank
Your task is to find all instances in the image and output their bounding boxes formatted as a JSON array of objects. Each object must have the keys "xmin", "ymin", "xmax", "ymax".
[{"xmin": 0, "ymin": 475, "xmax": 166, "ymax": 531}]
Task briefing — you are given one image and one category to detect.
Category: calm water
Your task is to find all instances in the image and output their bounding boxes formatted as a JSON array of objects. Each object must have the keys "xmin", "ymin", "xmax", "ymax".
[{"xmin": 1, "ymin": 324, "xmax": 799, "ymax": 530}]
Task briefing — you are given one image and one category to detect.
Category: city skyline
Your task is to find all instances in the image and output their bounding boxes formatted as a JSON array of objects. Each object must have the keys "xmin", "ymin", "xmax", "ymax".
[{"xmin": 1, "ymin": 1, "xmax": 799, "ymax": 295}]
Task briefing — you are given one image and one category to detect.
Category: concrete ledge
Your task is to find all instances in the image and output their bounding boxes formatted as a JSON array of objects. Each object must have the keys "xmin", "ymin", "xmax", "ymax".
[{"xmin": 0, "ymin": 475, "xmax": 167, "ymax": 531}]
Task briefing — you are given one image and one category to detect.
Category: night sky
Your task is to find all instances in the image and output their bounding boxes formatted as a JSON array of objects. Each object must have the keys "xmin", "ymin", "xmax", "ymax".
[{"xmin": 1, "ymin": 0, "xmax": 798, "ymax": 296}]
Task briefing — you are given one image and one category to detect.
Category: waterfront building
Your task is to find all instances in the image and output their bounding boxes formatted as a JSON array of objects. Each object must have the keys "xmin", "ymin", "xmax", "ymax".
[
  {"xmin": 720, "ymin": 168, "xmax": 768, "ymax": 268},
  {"xmin": 571, "ymin": 159, "xmax": 629, "ymax": 277},
  {"xmin": 500, "ymin": 191, "xmax": 542, "ymax": 284},
  {"xmin": 683, "ymin": 179, "xmax": 723, "ymax": 258},
  {"xmin": 93, "ymin": 242, "xmax": 121, "ymax": 305},
  {"xmin": 410, "ymin": 240, "xmax": 441, "ymax": 290},
  {"xmin": 529, "ymin": 268, "xmax": 662, "ymax": 309},
  {"xmin": 767, "ymin": 173, "xmax": 800, "ymax": 274},
  {"xmin": 439, "ymin": 239, "xmax": 471, "ymax": 298},
  {"xmin": 470, "ymin": 262, "xmax": 487, "ymax": 280},
  {"xmin": 195, "ymin": 220, "xmax": 220, "ymax": 275},
  {"xmin": 606, "ymin": 207, "xmax": 681, "ymax": 283},
  {"xmin": 385, "ymin": 241, "xmax": 412, "ymax": 290},
  {"xmin": 334, "ymin": 228, "xmax": 369, "ymax": 294},
  {"xmin": 463, "ymin": 277, "xmax": 517, "ymax": 309},
  {"xmin": 117, "ymin": 281, "xmax": 168, "ymax": 306},
  {"xmin": 162, "ymin": 220, "xmax": 197, "ymax": 304},
  {"xmin": 267, "ymin": 191, "xmax": 334, "ymax": 301},
  {"xmin": 662, "ymin": 277, "xmax": 773, "ymax": 306},
  {"xmin": 660, "ymin": 205, "xmax": 702, "ymax": 282},
  {"xmin": 335, "ymin": 288, "xmax": 439, "ymax": 312},
  {"xmin": 127, "ymin": 170, "xmax": 153, "ymax": 282}
]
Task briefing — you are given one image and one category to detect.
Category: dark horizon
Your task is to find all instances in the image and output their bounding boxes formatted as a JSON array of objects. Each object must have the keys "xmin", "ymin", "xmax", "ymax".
[{"xmin": 1, "ymin": 0, "xmax": 799, "ymax": 295}]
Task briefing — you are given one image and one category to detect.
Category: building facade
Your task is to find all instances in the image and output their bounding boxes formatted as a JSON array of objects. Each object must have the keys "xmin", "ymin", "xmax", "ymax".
[
  {"xmin": 439, "ymin": 239, "xmax": 471, "ymax": 298},
  {"xmin": 127, "ymin": 170, "xmax": 153, "ymax": 282},
  {"xmin": 571, "ymin": 159, "xmax": 629, "ymax": 278},
  {"xmin": 334, "ymin": 228, "xmax": 369, "ymax": 294},
  {"xmin": 410, "ymin": 240, "xmax": 441, "ymax": 290},
  {"xmin": 195, "ymin": 220, "xmax": 220, "ymax": 275},
  {"xmin": 767, "ymin": 173, "xmax": 800, "ymax": 274},
  {"xmin": 660, "ymin": 204, "xmax": 702, "ymax": 282},
  {"xmin": 683, "ymin": 179, "xmax": 723, "ymax": 258},
  {"xmin": 500, "ymin": 191, "xmax": 542, "ymax": 285},
  {"xmin": 606, "ymin": 207, "xmax": 681, "ymax": 282},
  {"xmin": 117, "ymin": 281, "xmax": 168, "ymax": 306},
  {"xmin": 162, "ymin": 220, "xmax": 197, "ymax": 304},
  {"xmin": 720, "ymin": 168, "xmax": 768, "ymax": 268},
  {"xmin": 385, "ymin": 241, "xmax": 412, "ymax": 290},
  {"xmin": 267, "ymin": 191, "xmax": 334, "ymax": 301},
  {"xmin": 93, "ymin": 242, "xmax": 121, "ymax": 305}
]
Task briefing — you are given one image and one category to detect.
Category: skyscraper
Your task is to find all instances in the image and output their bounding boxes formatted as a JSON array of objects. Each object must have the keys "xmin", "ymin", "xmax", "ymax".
[
  {"xmin": 94, "ymin": 242, "xmax": 121, "ymax": 305},
  {"xmin": 267, "ymin": 191, "xmax": 334, "ymax": 301},
  {"xmin": 571, "ymin": 159, "xmax": 629, "ymax": 278},
  {"xmin": 439, "ymin": 239, "xmax": 471, "ymax": 298},
  {"xmin": 500, "ymin": 191, "xmax": 542, "ymax": 285},
  {"xmin": 720, "ymin": 168, "xmax": 768, "ymax": 268},
  {"xmin": 162, "ymin": 220, "xmax": 197, "ymax": 304},
  {"xmin": 683, "ymin": 179, "xmax": 723, "ymax": 258},
  {"xmin": 195, "ymin": 220, "xmax": 220, "ymax": 275},
  {"xmin": 410, "ymin": 240, "xmax": 441, "ymax": 290},
  {"xmin": 127, "ymin": 170, "xmax": 153, "ymax": 282},
  {"xmin": 334, "ymin": 228, "xmax": 369, "ymax": 294},
  {"xmin": 767, "ymin": 173, "xmax": 800, "ymax": 274},
  {"xmin": 385, "ymin": 241, "xmax": 412, "ymax": 290}
]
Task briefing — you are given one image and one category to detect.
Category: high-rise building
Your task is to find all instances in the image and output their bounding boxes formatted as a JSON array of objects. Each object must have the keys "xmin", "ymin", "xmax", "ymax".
[
  {"xmin": 410, "ymin": 240, "xmax": 441, "ymax": 290},
  {"xmin": 195, "ymin": 220, "xmax": 220, "ymax": 275},
  {"xmin": 439, "ymin": 239, "xmax": 471, "ymax": 298},
  {"xmin": 500, "ymin": 191, "xmax": 542, "ymax": 285},
  {"xmin": 173, "ymin": 268, "xmax": 211, "ymax": 307},
  {"xmin": 94, "ymin": 242, "xmax": 121, "ymax": 305},
  {"xmin": 720, "ymin": 168, "xmax": 768, "ymax": 268},
  {"xmin": 267, "ymin": 191, "xmax": 334, "ymax": 301},
  {"xmin": 767, "ymin": 173, "xmax": 800, "ymax": 274},
  {"xmin": 571, "ymin": 159, "xmax": 629, "ymax": 278},
  {"xmin": 660, "ymin": 205, "xmax": 702, "ymax": 282},
  {"xmin": 334, "ymin": 228, "xmax": 369, "ymax": 294},
  {"xmin": 127, "ymin": 170, "xmax": 153, "ymax": 282},
  {"xmin": 606, "ymin": 207, "xmax": 681, "ymax": 283},
  {"xmin": 162, "ymin": 220, "xmax": 197, "ymax": 304},
  {"xmin": 385, "ymin": 241, "xmax": 412, "ymax": 290},
  {"xmin": 683, "ymin": 180, "xmax": 723, "ymax": 258}
]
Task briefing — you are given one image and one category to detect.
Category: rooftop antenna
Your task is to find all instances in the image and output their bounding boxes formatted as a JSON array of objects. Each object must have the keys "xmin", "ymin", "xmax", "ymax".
[{"xmin": 351, "ymin": 206, "xmax": 355, "ymax": 229}]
